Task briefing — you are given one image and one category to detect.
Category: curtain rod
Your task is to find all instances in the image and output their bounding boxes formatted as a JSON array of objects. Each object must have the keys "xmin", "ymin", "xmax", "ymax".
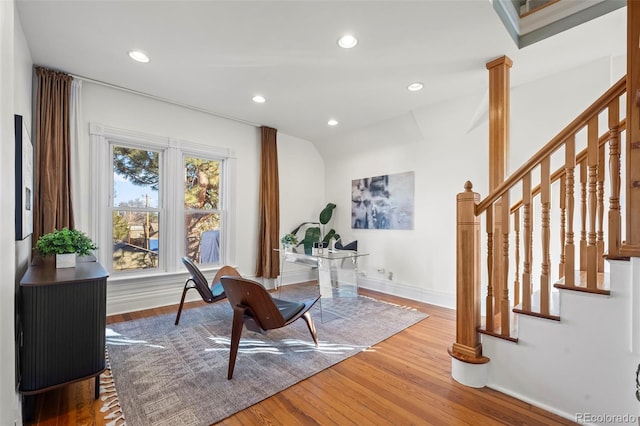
[{"xmin": 69, "ymin": 73, "xmax": 261, "ymax": 128}]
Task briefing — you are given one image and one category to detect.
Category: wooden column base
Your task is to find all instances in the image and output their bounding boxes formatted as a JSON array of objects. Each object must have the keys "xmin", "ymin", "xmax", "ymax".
[{"xmin": 448, "ymin": 344, "xmax": 490, "ymax": 364}]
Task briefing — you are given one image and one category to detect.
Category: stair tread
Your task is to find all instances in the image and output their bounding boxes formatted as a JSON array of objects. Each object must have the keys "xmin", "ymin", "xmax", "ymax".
[{"xmin": 554, "ymin": 270, "xmax": 610, "ymax": 294}]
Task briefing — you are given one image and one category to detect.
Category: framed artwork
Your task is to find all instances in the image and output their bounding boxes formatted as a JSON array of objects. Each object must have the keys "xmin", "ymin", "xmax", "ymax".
[
  {"xmin": 352, "ymin": 171, "xmax": 414, "ymax": 230},
  {"xmin": 15, "ymin": 114, "xmax": 33, "ymax": 240}
]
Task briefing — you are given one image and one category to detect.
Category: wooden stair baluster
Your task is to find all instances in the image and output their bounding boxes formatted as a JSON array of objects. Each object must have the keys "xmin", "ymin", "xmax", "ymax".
[
  {"xmin": 587, "ymin": 116, "xmax": 598, "ymax": 289},
  {"xmin": 501, "ymin": 194, "xmax": 511, "ymax": 336},
  {"xmin": 486, "ymin": 206, "xmax": 494, "ymax": 332},
  {"xmin": 565, "ymin": 136, "xmax": 576, "ymax": 287},
  {"xmin": 559, "ymin": 175, "xmax": 566, "ymax": 277},
  {"xmin": 493, "ymin": 199, "xmax": 504, "ymax": 322},
  {"xmin": 540, "ymin": 157, "xmax": 551, "ymax": 315},
  {"xmin": 608, "ymin": 98, "xmax": 622, "ymax": 258},
  {"xmin": 580, "ymin": 158, "xmax": 587, "ymax": 272},
  {"xmin": 513, "ymin": 209, "xmax": 521, "ymax": 307},
  {"xmin": 597, "ymin": 141, "xmax": 605, "ymax": 272},
  {"xmin": 522, "ymin": 173, "xmax": 532, "ymax": 311}
]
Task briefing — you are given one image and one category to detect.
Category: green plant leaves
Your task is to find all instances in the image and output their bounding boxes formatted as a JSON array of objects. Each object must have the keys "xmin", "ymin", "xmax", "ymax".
[
  {"xmin": 319, "ymin": 203, "xmax": 336, "ymax": 225},
  {"xmin": 322, "ymin": 229, "xmax": 339, "ymax": 244},
  {"xmin": 36, "ymin": 228, "xmax": 97, "ymax": 257},
  {"xmin": 301, "ymin": 227, "xmax": 322, "ymax": 253},
  {"xmin": 289, "ymin": 203, "xmax": 339, "ymax": 254}
]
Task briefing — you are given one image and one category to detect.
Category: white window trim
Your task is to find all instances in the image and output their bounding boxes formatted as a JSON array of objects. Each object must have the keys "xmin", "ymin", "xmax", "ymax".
[{"xmin": 89, "ymin": 122, "xmax": 237, "ymax": 288}]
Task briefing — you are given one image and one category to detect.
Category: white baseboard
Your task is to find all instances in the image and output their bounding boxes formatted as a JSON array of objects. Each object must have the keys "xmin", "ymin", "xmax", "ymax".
[
  {"xmin": 358, "ymin": 275, "xmax": 456, "ymax": 309},
  {"xmin": 106, "ymin": 269, "xmax": 454, "ymax": 315},
  {"xmin": 487, "ymin": 383, "xmax": 580, "ymax": 424}
]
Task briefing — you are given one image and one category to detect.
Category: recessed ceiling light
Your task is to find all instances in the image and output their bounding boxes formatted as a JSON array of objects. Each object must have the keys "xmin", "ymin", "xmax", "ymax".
[
  {"xmin": 252, "ymin": 95, "xmax": 266, "ymax": 103},
  {"xmin": 337, "ymin": 34, "xmax": 358, "ymax": 49},
  {"xmin": 128, "ymin": 50, "xmax": 149, "ymax": 63},
  {"xmin": 328, "ymin": 119, "xmax": 339, "ymax": 126},
  {"xmin": 407, "ymin": 82, "xmax": 424, "ymax": 92}
]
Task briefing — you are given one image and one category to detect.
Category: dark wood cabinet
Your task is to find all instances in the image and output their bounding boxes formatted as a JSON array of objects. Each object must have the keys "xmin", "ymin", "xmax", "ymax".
[{"xmin": 18, "ymin": 256, "xmax": 108, "ymax": 420}]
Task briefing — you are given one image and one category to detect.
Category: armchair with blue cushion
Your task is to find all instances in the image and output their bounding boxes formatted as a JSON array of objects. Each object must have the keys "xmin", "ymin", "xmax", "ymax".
[{"xmin": 175, "ymin": 257, "xmax": 240, "ymax": 325}]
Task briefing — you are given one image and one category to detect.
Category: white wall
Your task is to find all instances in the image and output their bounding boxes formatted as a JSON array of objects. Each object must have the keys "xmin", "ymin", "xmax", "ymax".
[
  {"xmin": 277, "ymin": 132, "xmax": 326, "ymax": 283},
  {"xmin": 0, "ymin": 3, "xmax": 17, "ymax": 424},
  {"xmin": 2, "ymin": 1, "xmax": 33, "ymax": 424},
  {"xmin": 278, "ymin": 132, "xmax": 325, "ymax": 234},
  {"xmin": 80, "ymin": 83, "xmax": 324, "ymax": 312},
  {"xmin": 510, "ymin": 55, "xmax": 622, "ymax": 172},
  {"xmin": 320, "ymin": 56, "xmax": 623, "ymax": 309}
]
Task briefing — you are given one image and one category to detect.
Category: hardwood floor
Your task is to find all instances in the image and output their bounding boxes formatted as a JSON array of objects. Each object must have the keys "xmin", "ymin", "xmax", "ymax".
[{"xmin": 27, "ymin": 287, "xmax": 576, "ymax": 425}]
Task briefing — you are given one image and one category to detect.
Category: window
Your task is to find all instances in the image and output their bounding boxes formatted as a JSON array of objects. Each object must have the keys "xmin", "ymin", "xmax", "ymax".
[
  {"xmin": 112, "ymin": 146, "xmax": 161, "ymax": 272},
  {"xmin": 184, "ymin": 156, "xmax": 221, "ymax": 265},
  {"xmin": 90, "ymin": 123, "xmax": 234, "ymax": 278}
]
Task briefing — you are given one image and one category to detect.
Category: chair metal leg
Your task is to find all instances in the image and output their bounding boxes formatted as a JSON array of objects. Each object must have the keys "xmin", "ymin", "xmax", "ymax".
[
  {"xmin": 227, "ymin": 305, "xmax": 245, "ymax": 379},
  {"xmin": 302, "ymin": 311, "xmax": 319, "ymax": 346},
  {"xmin": 174, "ymin": 281, "xmax": 191, "ymax": 325}
]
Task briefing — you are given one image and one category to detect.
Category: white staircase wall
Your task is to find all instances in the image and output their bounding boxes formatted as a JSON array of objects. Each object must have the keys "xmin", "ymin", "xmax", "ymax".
[{"xmin": 482, "ymin": 260, "xmax": 640, "ymax": 424}]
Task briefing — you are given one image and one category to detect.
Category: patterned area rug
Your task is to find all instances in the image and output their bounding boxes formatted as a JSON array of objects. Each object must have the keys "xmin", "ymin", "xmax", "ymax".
[{"xmin": 106, "ymin": 284, "xmax": 428, "ymax": 425}]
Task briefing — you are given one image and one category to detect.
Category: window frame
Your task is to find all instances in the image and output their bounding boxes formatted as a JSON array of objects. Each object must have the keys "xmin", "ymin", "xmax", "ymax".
[
  {"xmin": 90, "ymin": 123, "xmax": 236, "ymax": 282},
  {"xmin": 110, "ymin": 142, "xmax": 163, "ymax": 273},
  {"xmin": 182, "ymin": 152, "xmax": 224, "ymax": 265}
]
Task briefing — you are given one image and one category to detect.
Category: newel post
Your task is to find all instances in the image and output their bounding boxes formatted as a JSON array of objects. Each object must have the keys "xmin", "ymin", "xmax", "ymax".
[{"xmin": 450, "ymin": 182, "xmax": 489, "ymax": 387}]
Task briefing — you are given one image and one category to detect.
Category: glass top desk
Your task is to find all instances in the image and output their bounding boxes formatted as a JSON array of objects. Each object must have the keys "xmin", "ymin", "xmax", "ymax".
[{"xmin": 276, "ymin": 247, "xmax": 368, "ymax": 299}]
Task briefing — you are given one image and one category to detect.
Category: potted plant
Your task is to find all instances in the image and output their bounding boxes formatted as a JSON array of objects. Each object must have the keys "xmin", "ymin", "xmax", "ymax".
[
  {"xmin": 36, "ymin": 227, "xmax": 97, "ymax": 268},
  {"xmin": 280, "ymin": 233, "xmax": 298, "ymax": 251},
  {"xmin": 290, "ymin": 203, "xmax": 340, "ymax": 255}
]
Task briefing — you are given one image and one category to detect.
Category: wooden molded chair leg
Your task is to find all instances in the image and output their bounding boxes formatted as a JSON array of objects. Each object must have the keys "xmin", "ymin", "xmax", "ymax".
[
  {"xmin": 227, "ymin": 305, "xmax": 245, "ymax": 380},
  {"xmin": 174, "ymin": 281, "xmax": 191, "ymax": 325},
  {"xmin": 302, "ymin": 312, "xmax": 319, "ymax": 346}
]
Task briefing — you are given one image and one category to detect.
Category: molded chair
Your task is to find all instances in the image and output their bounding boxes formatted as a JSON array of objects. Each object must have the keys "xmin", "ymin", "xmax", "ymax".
[
  {"xmin": 220, "ymin": 276, "xmax": 320, "ymax": 379},
  {"xmin": 175, "ymin": 257, "xmax": 241, "ymax": 325}
]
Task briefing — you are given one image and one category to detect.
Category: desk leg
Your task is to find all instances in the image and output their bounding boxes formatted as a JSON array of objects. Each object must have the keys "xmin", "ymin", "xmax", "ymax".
[{"xmin": 317, "ymin": 259, "xmax": 333, "ymax": 298}]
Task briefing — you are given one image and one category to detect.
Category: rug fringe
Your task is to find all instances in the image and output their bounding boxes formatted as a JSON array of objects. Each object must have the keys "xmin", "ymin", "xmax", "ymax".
[{"xmin": 100, "ymin": 350, "xmax": 126, "ymax": 426}]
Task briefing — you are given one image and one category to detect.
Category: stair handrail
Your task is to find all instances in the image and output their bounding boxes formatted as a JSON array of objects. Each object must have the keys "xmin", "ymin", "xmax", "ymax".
[
  {"xmin": 476, "ymin": 76, "xmax": 626, "ymax": 216},
  {"xmin": 509, "ymin": 117, "xmax": 626, "ymax": 213}
]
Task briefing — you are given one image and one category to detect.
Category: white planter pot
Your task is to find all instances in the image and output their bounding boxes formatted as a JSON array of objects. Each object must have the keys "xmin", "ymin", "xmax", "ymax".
[{"xmin": 56, "ymin": 253, "xmax": 76, "ymax": 268}]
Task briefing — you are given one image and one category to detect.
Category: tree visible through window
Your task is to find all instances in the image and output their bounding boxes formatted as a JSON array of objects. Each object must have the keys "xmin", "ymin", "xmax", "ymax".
[
  {"xmin": 112, "ymin": 146, "xmax": 160, "ymax": 272},
  {"xmin": 184, "ymin": 156, "xmax": 221, "ymax": 264}
]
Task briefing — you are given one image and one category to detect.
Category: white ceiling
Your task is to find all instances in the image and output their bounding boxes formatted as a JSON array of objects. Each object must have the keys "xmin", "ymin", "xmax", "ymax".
[{"xmin": 15, "ymin": 1, "xmax": 627, "ymax": 145}]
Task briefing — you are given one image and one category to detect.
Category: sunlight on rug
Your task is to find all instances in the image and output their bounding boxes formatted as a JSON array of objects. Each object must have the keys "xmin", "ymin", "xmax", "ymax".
[{"xmin": 105, "ymin": 287, "xmax": 427, "ymax": 426}]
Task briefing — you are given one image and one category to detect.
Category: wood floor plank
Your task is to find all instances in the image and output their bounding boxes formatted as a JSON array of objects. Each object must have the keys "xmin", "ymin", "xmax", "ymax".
[{"xmin": 27, "ymin": 287, "xmax": 576, "ymax": 425}]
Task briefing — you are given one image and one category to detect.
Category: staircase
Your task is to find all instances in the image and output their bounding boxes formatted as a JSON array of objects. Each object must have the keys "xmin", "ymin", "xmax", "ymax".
[
  {"xmin": 483, "ymin": 259, "xmax": 639, "ymax": 421},
  {"xmin": 450, "ymin": 65, "xmax": 640, "ymax": 424}
]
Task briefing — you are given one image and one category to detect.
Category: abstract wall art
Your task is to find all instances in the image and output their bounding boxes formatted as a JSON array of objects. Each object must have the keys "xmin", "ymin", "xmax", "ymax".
[{"xmin": 351, "ymin": 171, "xmax": 414, "ymax": 230}]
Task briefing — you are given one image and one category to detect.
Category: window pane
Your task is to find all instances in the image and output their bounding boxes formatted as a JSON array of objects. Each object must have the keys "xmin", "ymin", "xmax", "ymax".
[
  {"xmin": 113, "ymin": 210, "xmax": 160, "ymax": 271},
  {"xmin": 185, "ymin": 212, "xmax": 220, "ymax": 264},
  {"xmin": 113, "ymin": 146, "xmax": 159, "ymax": 208},
  {"xmin": 184, "ymin": 157, "xmax": 220, "ymax": 210}
]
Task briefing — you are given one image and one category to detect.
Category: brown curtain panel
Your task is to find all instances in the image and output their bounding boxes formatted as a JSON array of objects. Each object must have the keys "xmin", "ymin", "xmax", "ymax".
[
  {"xmin": 33, "ymin": 67, "xmax": 74, "ymax": 245},
  {"xmin": 255, "ymin": 126, "xmax": 280, "ymax": 278}
]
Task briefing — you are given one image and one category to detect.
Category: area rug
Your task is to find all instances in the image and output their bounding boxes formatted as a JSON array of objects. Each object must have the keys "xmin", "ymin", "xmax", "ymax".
[{"xmin": 106, "ymin": 285, "xmax": 428, "ymax": 425}]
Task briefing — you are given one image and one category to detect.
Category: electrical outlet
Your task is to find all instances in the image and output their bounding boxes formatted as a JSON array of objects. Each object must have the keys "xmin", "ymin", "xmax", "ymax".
[{"xmin": 377, "ymin": 267, "xmax": 385, "ymax": 273}]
